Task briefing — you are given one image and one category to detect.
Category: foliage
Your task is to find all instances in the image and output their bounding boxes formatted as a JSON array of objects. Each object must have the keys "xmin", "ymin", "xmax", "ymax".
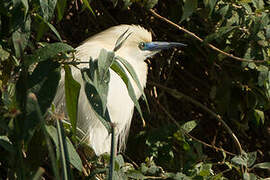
[{"xmin": 0, "ymin": 0, "xmax": 270, "ymax": 179}]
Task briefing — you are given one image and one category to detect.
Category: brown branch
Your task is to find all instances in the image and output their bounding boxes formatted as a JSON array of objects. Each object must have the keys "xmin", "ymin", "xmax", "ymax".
[
  {"xmin": 149, "ymin": 9, "xmax": 268, "ymax": 63},
  {"xmin": 149, "ymin": 81, "xmax": 243, "ymax": 155}
]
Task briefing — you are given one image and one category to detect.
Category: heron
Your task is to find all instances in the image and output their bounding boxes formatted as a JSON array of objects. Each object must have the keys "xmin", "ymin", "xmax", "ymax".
[{"xmin": 54, "ymin": 24, "xmax": 186, "ymax": 155}]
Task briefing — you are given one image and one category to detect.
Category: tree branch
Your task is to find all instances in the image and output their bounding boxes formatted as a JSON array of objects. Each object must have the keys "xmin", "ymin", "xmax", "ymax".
[{"xmin": 149, "ymin": 9, "xmax": 268, "ymax": 63}]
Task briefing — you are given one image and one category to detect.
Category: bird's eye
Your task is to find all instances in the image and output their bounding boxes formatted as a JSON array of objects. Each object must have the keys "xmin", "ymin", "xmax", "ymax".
[{"xmin": 138, "ymin": 42, "xmax": 146, "ymax": 50}]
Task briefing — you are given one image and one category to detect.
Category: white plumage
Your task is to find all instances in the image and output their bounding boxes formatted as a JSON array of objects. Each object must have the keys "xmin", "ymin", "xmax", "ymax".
[
  {"xmin": 54, "ymin": 25, "xmax": 152, "ymax": 155},
  {"xmin": 53, "ymin": 24, "xmax": 186, "ymax": 155}
]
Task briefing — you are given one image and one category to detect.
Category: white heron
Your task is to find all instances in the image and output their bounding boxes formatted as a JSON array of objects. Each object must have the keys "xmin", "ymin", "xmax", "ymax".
[{"xmin": 54, "ymin": 24, "xmax": 186, "ymax": 155}]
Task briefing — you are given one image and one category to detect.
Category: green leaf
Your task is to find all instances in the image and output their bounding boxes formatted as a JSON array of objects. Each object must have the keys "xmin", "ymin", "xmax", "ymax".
[
  {"xmin": 82, "ymin": 0, "xmax": 95, "ymax": 16},
  {"xmin": 35, "ymin": 13, "xmax": 63, "ymax": 41},
  {"xmin": 24, "ymin": 42, "xmax": 73, "ymax": 67},
  {"xmin": 23, "ymin": 93, "xmax": 44, "ymax": 144},
  {"xmin": 46, "ymin": 125, "xmax": 60, "ymax": 160},
  {"xmin": 126, "ymin": 170, "xmax": 146, "ymax": 179},
  {"xmin": 231, "ymin": 154, "xmax": 247, "ymax": 167},
  {"xmin": 12, "ymin": 15, "xmax": 31, "ymax": 57},
  {"xmin": 28, "ymin": 60, "xmax": 61, "ymax": 114},
  {"xmin": 111, "ymin": 60, "xmax": 144, "ymax": 121},
  {"xmin": 181, "ymin": 0, "xmax": 198, "ymax": 22},
  {"xmin": 0, "ymin": 136, "xmax": 15, "ymax": 153},
  {"xmin": 247, "ymin": 151, "xmax": 257, "ymax": 167},
  {"xmin": 96, "ymin": 49, "xmax": 114, "ymax": 114},
  {"xmin": 254, "ymin": 109, "xmax": 264, "ymax": 125},
  {"xmin": 115, "ymin": 56, "xmax": 149, "ymax": 112},
  {"xmin": 204, "ymin": 26, "xmax": 237, "ymax": 43},
  {"xmin": 56, "ymin": 120, "xmax": 70, "ymax": 180},
  {"xmin": 0, "ymin": 45, "xmax": 10, "ymax": 61},
  {"xmin": 32, "ymin": 167, "xmax": 45, "ymax": 180},
  {"xmin": 39, "ymin": 0, "xmax": 57, "ymax": 21},
  {"xmin": 64, "ymin": 65, "xmax": 81, "ymax": 136},
  {"xmin": 21, "ymin": 0, "xmax": 29, "ymax": 16},
  {"xmin": 204, "ymin": 0, "xmax": 217, "ymax": 16},
  {"xmin": 253, "ymin": 162, "xmax": 270, "ymax": 169},
  {"xmin": 81, "ymin": 64, "xmax": 112, "ymax": 133},
  {"xmin": 181, "ymin": 120, "xmax": 197, "ymax": 133},
  {"xmin": 46, "ymin": 124, "xmax": 83, "ymax": 172},
  {"xmin": 56, "ymin": 0, "xmax": 67, "ymax": 21},
  {"xmin": 252, "ymin": 0, "xmax": 264, "ymax": 9},
  {"xmin": 243, "ymin": 172, "xmax": 257, "ymax": 180}
]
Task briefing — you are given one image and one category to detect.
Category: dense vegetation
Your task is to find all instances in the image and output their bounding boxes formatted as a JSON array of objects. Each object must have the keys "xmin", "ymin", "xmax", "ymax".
[{"xmin": 0, "ymin": 0, "xmax": 270, "ymax": 179}]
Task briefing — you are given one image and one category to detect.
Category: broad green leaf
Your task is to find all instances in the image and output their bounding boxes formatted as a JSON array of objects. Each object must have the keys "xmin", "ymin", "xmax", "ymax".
[
  {"xmin": 12, "ymin": 15, "xmax": 31, "ymax": 57},
  {"xmin": 81, "ymin": 67, "xmax": 112, "ymax": 133},
  {"xmin": 252, "ymin": 0, "xmax": 264, "ymax": 9},
  {"xmin": 46, "ymin": 124, "xmax": 83, "ymax": 172},
  {"xmin": 96, "ymin": 49, "xmax": 113, "ymax": 114},
  {"xmin": 28, "ymin": 60, "xmax": 61, "ymax": 114},
  {"xmin": 46, "ymin": 125, "xmax": 60, "ymax": 160},
  {"xmin": 65, "ymin": 135, "xmax": 83, "ymax": 171},
  {"xmin": 111, "ymin": 60, "xmax": 144, "ymax": 122},
  {"xmin": 98, "ymin": 49, "xmax": 115, "ymax": 84},
  {"xmin": 253, "ymin": 162, "xmax": 270, "ymax": 169},
  {"xmin": 181, "ymin": 120, "xmax": 197, "ymax": 133},
  {"xmin": 24, "ymin": 43, "xmax": 73, "ymax": 67},
  {"xmin": 115, "ymin": 155, "xmax": 125, "ymax": 170},
  {"xmin": 115, "ymin": 56, "xmax": 149, "ymax": 112},
  {"xmin": 231, "ymin": 154, "xmax": 247, "ymax": 167},
  {"xmin": 180, "ymin": 0, "xmax": 198, "ymax": 22},
  {"xmin": 39, "ymin": 0, "xmax": 57, "ymax": 21},
  {"xmin": 64, "ymin": 65, "xmax": 81, "ymax": 135},
  {"xmin": 247, "ymin": 151, "xmax": 257, "ymax": 167}
]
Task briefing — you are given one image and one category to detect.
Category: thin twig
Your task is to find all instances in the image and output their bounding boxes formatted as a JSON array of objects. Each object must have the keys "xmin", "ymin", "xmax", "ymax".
[
  {"xmin": 149, "ymin": 81, "xmax": 243, "ymax": 155},
  {"xmin": 149, "ymin": 9, "xmax": 268, "ymax": 63},
  {"xmin": 154, "ymin": 97, "xmax": 236, "ymax": 156}
]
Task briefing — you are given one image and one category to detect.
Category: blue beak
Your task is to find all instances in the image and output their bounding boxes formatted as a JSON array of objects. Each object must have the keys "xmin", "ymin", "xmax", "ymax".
[{"xmin": 140, "ymin": 41, "xmax": 187, "ymax": 51}]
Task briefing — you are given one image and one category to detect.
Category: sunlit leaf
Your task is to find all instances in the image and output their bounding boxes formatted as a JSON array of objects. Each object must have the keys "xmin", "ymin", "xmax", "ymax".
[
  {"xmin": 181, "ymin": 120, "xmax": 197, "ymax": 133},
  {"xmin": 253, "ymin": 162, "xmax": 270, "ymax": 170}
]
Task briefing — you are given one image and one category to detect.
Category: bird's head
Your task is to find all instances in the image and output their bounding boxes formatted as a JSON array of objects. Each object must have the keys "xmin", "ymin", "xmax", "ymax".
[
  {"xmin": 113, "ymin": 25, "xmax": 186, "ymax": 62},
  {"xmin": 76, "ymin": 24, "xmax": 186, "ymax": 67}
]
